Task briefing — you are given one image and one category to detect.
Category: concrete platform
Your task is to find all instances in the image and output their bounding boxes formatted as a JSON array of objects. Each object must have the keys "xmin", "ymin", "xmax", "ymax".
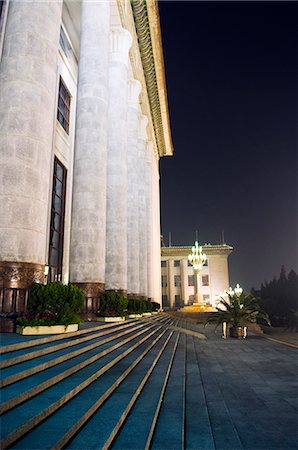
[{"xmin": 1, "ymin": 315, "xmax": 297, "ymax": 449}]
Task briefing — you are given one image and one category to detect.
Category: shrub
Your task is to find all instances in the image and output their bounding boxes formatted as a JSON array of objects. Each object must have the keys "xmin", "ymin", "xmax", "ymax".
[
  {"xmin": 17, "ymin": 282, "xmax": 84, "ymax": 327},
  {"xmin": 127, "ymin": 299, "xmax": 158, "ymax": 313},
  {"xmin": 98, "ymin": 292, "xmax": 128, "ymax": 317},
  {"xmin": 151, "ymin": 302, "xmax": 160, "ymax": 311}
]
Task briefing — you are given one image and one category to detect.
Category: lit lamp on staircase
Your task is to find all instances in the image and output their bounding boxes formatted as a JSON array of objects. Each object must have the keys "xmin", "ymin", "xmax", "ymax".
[{"xmin": 188, "ymin": 241, "xmax": 207, "ymax": 306}]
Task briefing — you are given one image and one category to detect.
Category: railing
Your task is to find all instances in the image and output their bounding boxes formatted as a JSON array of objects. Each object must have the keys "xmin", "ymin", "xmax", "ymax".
[
  {"xmin": 82, "ymin": 296, "xmax": 100, "ymax": 315},
  {"xmin": 0, "ymin": 288, "xmax": 30, "ymax": 314}
]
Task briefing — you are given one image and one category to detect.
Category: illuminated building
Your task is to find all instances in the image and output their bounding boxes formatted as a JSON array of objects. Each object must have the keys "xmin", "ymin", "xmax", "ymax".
[
  {"xmin": 161, "ymin": 244, "xmax": 233, "ymax": 308},
  {"xmin": 0, "ymin": 0, "xmax": 173, "ymax": 315}
]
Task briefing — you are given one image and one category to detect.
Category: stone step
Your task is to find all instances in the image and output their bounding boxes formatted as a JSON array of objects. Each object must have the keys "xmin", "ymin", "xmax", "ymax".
[{"xmin": 1, "ymin": 322, "xmax": 172, "ymax": 449}]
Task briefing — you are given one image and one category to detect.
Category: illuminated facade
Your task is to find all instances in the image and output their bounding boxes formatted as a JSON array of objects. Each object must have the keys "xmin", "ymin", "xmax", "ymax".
[
  {"xmin": 0, "ymin": 0, "xmax": 173, "ymax": 314},
  {"xmin": 161, "ymin": 244, "xmax": 233, "ymax": 308}
]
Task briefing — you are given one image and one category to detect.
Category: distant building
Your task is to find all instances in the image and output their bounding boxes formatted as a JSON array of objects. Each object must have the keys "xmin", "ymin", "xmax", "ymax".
[{"xmin": 161, "ymin": 244, "xmax": 233, "ymax": 308}]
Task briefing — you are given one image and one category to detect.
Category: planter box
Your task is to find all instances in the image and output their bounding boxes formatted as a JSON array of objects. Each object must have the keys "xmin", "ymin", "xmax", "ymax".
[
  {"xmin": 127, "ymin": 314, "xmax": 143, "ymax": 319},
  {"xmin": 16, "ymin": 324, "xmax": 79, "ymax": 335},
  {"xmin": 142, "ymin": 312, "xmax": 152, "ymax": 317},
  {"xmin": 96, "ymin": 317, "xmax": 125, "ymax": 323}
]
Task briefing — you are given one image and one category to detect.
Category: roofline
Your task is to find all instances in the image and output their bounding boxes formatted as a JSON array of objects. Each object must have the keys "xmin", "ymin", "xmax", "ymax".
[
  {"xmin": 161, "ymin": 244, "xmax": 233, "ymax": 256},
  {"xmin": 131, "ymin": 0, "xmax": 174, "ymax": 157}
]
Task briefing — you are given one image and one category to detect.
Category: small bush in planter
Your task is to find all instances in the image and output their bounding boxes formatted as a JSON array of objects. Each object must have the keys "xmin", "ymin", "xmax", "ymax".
[
  {"xmin": 16, "ymin": 282, "xmax": 85, "ymax": 327},
  {"xmin": 97, "ymin": 292, "xmax": 128, "ymax": 318},
  {"xmin": 151, "ymin": 302, "xmax": 160, "ymax": 311},
  {"xmin": 127, "ymin": 299, "xmax": 146, "ymax": 314}
]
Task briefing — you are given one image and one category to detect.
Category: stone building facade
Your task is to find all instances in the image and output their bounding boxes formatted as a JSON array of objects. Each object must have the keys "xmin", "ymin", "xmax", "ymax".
[
  {"xmin": 0, "ymin": 0, "xmax": 173, "ymax": 314},
  {"xmin": 161, "ymin": 244, "xmax": 233, "ymax": 309}
]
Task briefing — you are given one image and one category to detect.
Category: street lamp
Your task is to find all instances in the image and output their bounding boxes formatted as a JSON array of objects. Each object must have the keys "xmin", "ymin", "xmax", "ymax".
[{"xmin": 188, "ymin": 241, "xmax": 207, "ymax": 305}]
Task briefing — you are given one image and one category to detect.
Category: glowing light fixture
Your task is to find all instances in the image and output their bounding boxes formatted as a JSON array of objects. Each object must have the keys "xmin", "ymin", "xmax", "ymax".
[{"xmin": 188, "ymin": 241, "xmax": 207, "ymax": 305}]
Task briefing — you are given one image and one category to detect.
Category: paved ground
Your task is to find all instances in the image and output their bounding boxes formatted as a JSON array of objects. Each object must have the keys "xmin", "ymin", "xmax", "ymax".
[{"xmin": 1, "ymin": 315, "xmax": 298, "ymax": 449}]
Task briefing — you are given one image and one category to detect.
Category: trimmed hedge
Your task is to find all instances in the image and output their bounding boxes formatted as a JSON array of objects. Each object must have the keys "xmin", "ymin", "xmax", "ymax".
[
  {"xmin": 127, "ymin": 299, "xmax": 160, "ymax": 314},
  {"xmin": 98, "ymin": 292, "xmax": 128, "ymax": 317},
  {"xmin": 17, "ymin": 282, "xmax": 84, "ymax": 327}
]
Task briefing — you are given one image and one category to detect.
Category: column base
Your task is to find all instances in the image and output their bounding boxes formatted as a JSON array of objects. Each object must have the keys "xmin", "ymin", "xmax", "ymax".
[
  {"xmin": 73, "ymin": 282, "xmax": 105, "ymax": 319},
  {"xmin": 0, "ymin": 261, "xmax": 45, "ymax": 330},
  {"xmin": 105, "ymin": 289, "xmax": 127, "ymax": 298},
  {"xmin": 0, "ymin": 261, "xmax": 44, "ymax": 313},
  {"xmin": 194, "ymin": 293, "xmax": 205, "ymax": 306}
]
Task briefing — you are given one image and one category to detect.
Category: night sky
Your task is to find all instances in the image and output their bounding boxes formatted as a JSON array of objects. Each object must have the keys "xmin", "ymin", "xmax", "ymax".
[{"xmin": 158, "ymin": 1, "xmax": 297, "ymax": 290}]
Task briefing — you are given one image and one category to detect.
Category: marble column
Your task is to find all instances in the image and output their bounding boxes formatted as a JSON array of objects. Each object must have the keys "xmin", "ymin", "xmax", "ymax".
[
  {"xmin": 137, "ymin": 114, "xmax": 148, "ymax": 298},
  {"xmin": 69, "ymin": 0, "xmax": 110, "ymax": 300},
  {"xmin": 145, "ymin": 141, "xmax": 154, "ymax": 300},
  {"xmin": 168, "ymin": 259, "xmax": 175, "ymax": 308},
  {"xmin": 151, "ymin": 155, "xmax": 162, "ymax": 303},
  {"xmin": 127, "ymin": 79, "xmax": 141, "ymax": 298},
  {"xmin": 181, "ymin": 258, "xmax": 188, "ymax": 306},
  {"xmin": 0, "ymin": 0, "xmax": 62, "ymax": 290},
  {"xmin": 105, "ymin": 27, "xmax": 132, "ymax": 294}
]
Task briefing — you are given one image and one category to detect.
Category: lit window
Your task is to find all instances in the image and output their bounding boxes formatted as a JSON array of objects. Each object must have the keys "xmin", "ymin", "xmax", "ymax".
[
  {"xmin": 175, "ymin": 295, "xmax": 181, "ymax": 307},
  {"xmin": 161, "ymin": 275, "xmax": 167, "ymax": 287},
  {"xmin": 202, "ymin": 275, "xmax": 209, "ymax": 286},
  {"xmin": 48, "ymin": 157, "xmax": 67, "ymax": 282},
  {"xmin": 161, "ymin": 260, "xmax": 167, "ymax": 267},
  {"xmin": 203, "ymin": 295, "xmax": 210, "ymax": 304},
  {"xmin": 174, "ymin": 260, "xmax": 180, "ymax": 267},
  {"xmin": 162, "ymin": 295, "xmax": 169, "ymax": 306},
  {"xmin": 188, "ymin": 275, "xmax": 195, "ymax": 286},
  {"xmin": 57, "ymin": 77, "xmax": 71, "ymax": 134},
  {"xmin": 174, "ymin": 275, "xmax": 181, "ymax": 287}
]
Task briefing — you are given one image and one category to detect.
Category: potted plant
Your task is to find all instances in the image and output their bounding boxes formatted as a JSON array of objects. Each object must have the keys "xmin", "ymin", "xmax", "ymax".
[
  {"xmin": 16, "ymin": 282, "xmax": 84, "ymax": 335},
  {"xmin": 205, "ymin": 287, "xmax": 270, "ymax": 338},
  {"xmin": 96, "ymin": 292, "xmax": 128, "ymax": 322}
]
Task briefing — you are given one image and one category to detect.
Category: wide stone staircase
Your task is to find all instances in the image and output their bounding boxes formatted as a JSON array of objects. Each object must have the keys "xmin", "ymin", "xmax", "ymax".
[{"xmin": 0, "ymin": 314, "xmax": 217, "ymax": 450}]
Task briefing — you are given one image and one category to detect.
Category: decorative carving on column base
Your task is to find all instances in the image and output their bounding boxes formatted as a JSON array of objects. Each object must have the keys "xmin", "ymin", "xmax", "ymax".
[
  {"xmin": 0, "ymin": 261, "xmax": 45, "ymax": 289},
  {"xmin": 127, "ymin": 293, "xmax": 142, "ymax": 300},
  {"xmin": 105, "ymin": 289, "xmax": 128, "ymax": 298},
  {"xmin": 0, "ymin": 261, "xmax": 44, "ymax": 326}
]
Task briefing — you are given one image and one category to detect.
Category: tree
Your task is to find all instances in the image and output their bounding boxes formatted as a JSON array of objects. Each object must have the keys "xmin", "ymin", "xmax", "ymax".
[{"xmin": 258, "ymin": 267, "xmax": 298, "ymax": 327}]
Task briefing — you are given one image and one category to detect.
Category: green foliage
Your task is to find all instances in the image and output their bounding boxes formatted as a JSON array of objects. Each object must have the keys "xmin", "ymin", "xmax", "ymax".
[
  {"xmin": 258, "ymin": 266, "xmax": 298, "ymax": 327},
  {"xmin": 151, "ymin": 302, "xmax": 160, "ymax": 311},
  {"xmin": 127, "ymin": 299, "xmax": 159, "ymax": 313},
  {"xmin": 17, "ymin": 282, "xmax": 85, "ymax": 327},
  {"xmin": 205, "ymin": 291, "xmax": 270, "ymax": 329},
  {"xmin": 127, "ymin": 298, "xmax": 146, "ymax": 313},
  {"xmin": 98, "ymin": 292, "xmax": 128, "ymax": 317}
]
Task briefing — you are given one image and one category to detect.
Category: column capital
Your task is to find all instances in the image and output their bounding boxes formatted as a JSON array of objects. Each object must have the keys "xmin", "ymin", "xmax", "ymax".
[
  {"xmin": 110, "ymin": 27, "xmax": 132, "ymax": 65},
  {"xmin": 138, "ymin": 113, "xmax": 148, "ymax": 141},
  {"xmin": 128, "ymin": 78, "xmax": 141, "ymax": 109}
]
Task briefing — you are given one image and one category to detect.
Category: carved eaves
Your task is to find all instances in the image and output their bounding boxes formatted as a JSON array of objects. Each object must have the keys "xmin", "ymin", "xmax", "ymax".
[{"xmin": 131, "ymin": 0, "xmax": 173, "ymax": 157}]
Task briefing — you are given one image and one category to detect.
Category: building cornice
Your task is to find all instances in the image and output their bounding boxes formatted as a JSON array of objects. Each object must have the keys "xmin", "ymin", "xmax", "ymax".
[
  {"xmin": 161, "ymin": 245, "xmax": 233, "ymax": 257},
  {"xmin": 130, "ymin": 0, "xmax": 173, "ymax": 158}
]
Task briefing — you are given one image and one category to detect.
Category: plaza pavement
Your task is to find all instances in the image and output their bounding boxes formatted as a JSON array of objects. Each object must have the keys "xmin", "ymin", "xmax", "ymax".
[{"xmin": 0, "ymin": 314, "xmax": 297, "ymax": 449}]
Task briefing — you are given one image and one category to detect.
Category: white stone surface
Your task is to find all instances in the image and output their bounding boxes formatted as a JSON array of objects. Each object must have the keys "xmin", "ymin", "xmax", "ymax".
[
  {"xmin": 145, "ymin": 141, "xmax": 154, "ymax": 299},
  {"xmin": 137, "ymin": 114, "xmax": 149, "ymax": 297},
  {"xmin": 0, "ymin": 0, "xmax": 62, "ymax": 265},
  {"xmin": 127, "ymin": 79, "xmax": 141, "ymax": 296},
  {"xmin": 70, "ymin": 0, "xmax": 110, "ymax": 283},
  {"xmin": 105, "ymin": 27, "xmax": 132, "ymax": 291}
]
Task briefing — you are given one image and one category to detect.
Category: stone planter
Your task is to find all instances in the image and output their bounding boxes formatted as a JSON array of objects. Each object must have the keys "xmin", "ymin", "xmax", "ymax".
[
  {"xmin": 142, "ymin": 312, "xmax": 152, "ymax": 317},
  {"xmin": 127, "ymin": 314, "xmax": 143, "ymax": 319},
  {"xmin": 16, "ymin": 324, "xmax": 79, "ymax": 335},
  {"xmin": 229, "ymin": 326, "xmax": 244, "ymax": 338},
  {"xmin": 96, "ymin": 317, "xmax": 125, "ymax": 322}
]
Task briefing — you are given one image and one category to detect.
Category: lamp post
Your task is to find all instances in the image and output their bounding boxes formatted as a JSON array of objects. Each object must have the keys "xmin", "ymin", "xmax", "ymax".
[{"xmin": 188, "ymin": 241, "xmax": 207, "ymax": 306}]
